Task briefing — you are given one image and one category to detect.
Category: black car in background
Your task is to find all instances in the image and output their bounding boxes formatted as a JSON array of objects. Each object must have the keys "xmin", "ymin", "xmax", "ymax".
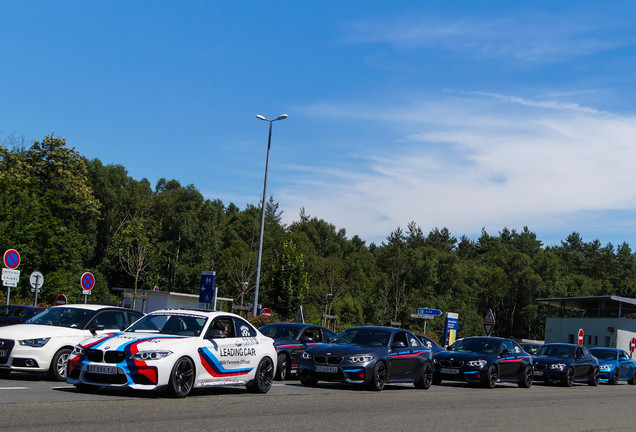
[
  {"xmin": 433, "ymin": 336, "xmax": 533, "ymax": 388},
  {"xmin": 519, "ymin": 342, "xmax": 542, "ymax": 355},
  {"xmin": 259, "ymin": 323, "xmax": 337, "ymax": 380},
  {"xmin": 532, "ymin": 343, "xmax": 599, "ymax": 386},
  {"xmin": 298, "ymin": 326, "xmax": 434, "ymax": 391},
  {"xmin": 416, "ymin": 334, "xmax": 445, "ymax": 353},
  {"xmin": 0, "ymin": 305, "xmax": 46, "ymax": 326}
]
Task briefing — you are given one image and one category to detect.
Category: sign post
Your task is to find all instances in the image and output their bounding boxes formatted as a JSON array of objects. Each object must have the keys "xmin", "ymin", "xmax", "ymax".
[
  {"xmin": 577, "ymin": 328, "xmax": 584, "ymax": 346},
  {"xmin": 483, "ymin": 309, "xmax": 496, "ymax": 336},
  {"xmin": 81, "ymin": 272, "xmax": 95, "ymax": 304},
  {"xmin": 411, "ymin": 308, "xmax": 442, "ymax": 334},
  {"xmin": 2, "ymin": 249, "xmax": 21, "ymax": 305},
  {"xmin": 199, "ymin": 271, "xmax": 216, "ymax": 309},
  {"xmin": 30, "ymin": 271, "xmax": 44, "ymax": 306}
]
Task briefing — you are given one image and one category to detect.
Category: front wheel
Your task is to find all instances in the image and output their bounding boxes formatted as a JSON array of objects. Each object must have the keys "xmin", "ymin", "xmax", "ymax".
[
  {"xmin": 588, "ymin": 367, "xmax": 599, "ymax": 386},
  {"xmin": 518, "ymin": 365, "xmax": 533, "ymax": 388},
  {"xmin": 414, "ymin": 361, "xmax": 433, "ymax": 389},
  {"xmin": 369, "ymin": 361, "xmax": 386, "ymax": 391},
  {"xmin": 48, "ymin": 348, "xmax": 71, "ymax": 381},
  {"xmin": 481, "ymin": 365, "xmax": 497, "ymax": 388},
  {"xmin": 167, "ymin": 356, "xmax": 195, "ymax": 398},
  {"xmin": 275, "ymin": 353, "xmax": 289, "ymax": 381},
  {"xmin": 561, "ymin": 367, "xmax": 574, "ymax": 387},
  {"xmin": 247, "ymin": 357, "xmax": 274, "ymax": 393},
  {"xmin": 611, "ymin": 369, "xmax": 619, "ymax": 385}
]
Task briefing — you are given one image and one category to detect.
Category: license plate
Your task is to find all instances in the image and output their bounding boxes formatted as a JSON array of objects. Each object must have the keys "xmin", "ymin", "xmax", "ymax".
[
  {"xmin": 533, "ymin": 371, "xmax": 544, "ymax": 376},
  {"xmin": 88, "ymin": 364, "xmax": 118, "ymax": 375},
  {"xmin": 441, "ymin": 368, "xmax": 460, "ymax": 375},
  {"xmin": 315, "ymin": 365, "xmax": 338, "ymax": 373},
  {"xmin": 0, "ymin": 350, "xmax": 7, "ymax": 357}
]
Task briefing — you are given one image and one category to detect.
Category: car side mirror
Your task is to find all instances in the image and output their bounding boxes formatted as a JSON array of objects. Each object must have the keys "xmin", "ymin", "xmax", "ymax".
[
  {"xmin": 300, "ymin": 336, "xmax": 314, "ymax": 343},
  {"xmin": 90, "ymin": 324, "xmax": 105, "ymax": 335},
  {"xmin": 207, "ymin": 329, "xmax": 227, "ymax": 339}
]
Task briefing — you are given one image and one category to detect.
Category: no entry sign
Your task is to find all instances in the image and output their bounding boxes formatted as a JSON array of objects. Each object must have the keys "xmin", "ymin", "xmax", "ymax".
[
  {"xmin": 81, "ymin": 272, "xmax": 95, "ymax": 291},
  {"xmin": 630, "ymin": 337, "xmax": 636, "ymax": 353},
  {"xmin": 3, "ymin": 249, "xmax": 20, "ymax": 269},
  {"xmin": 578, "ymin": 328, "xmax": 584, "ymax": 346}
]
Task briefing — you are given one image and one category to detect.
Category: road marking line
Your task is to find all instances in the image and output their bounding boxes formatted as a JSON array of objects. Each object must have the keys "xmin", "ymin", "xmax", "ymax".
[{"xmin": 0, "ymin": 387, "xmax": 29, "ymax": 390}]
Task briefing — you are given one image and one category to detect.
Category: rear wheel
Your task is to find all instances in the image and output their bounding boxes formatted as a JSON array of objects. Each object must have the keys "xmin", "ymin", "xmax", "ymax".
[
  {"xmin": 414, "ymin": 361, "xmax": 433, "ymax": 389},
  {"xmin": 611, "ymin": 369, "xmax": 619, "ymax": 385},
  {"xmin": 588, "ymin": 367, "xmax": 599, "ymax": 386},
  {"xmin": 481, "ymin": 365, "xmax": 497, "ymax": 388},
  {"xmin": 247, "ymin": 357, "xmax": 274, "ymax": 393},
  {"xmin": 275, "ymin": 353, "xmax": 289, "ymax": 381},
  {"xmin": 561, "ymin": 367, "xmax": 574, "ymax": 387},
  {"xmin": 48, "ymin": 348, "xmax": 71, "ymax": 381},
  {"xmin": 369, "ymin": 361, "xmax": 386, "ymax": 391},
  {"xmin": 518, "ymin": 365, "xmax": 533, "ymax": 388},
  {"xmin": 167, "ymin": 357, "xmax": 195, "ymax": 398}
]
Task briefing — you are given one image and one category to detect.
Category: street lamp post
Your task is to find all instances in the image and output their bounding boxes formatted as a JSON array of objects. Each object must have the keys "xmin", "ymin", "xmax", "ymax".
[{"xmin": 253, "ymin": 113, "xmax": 287, "ymax": 316}]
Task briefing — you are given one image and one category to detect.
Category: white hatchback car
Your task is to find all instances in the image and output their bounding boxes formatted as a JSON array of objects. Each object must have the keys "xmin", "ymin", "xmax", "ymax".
[
  {"xmin": 0, "ymin": 304, "xmax": 143, "ymax": 380},
  {"xmin": 66, "ymin": 309, "xmax": 277, "ymax": 397}
]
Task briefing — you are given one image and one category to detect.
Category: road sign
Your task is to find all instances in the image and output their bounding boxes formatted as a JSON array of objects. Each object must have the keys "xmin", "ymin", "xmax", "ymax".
[
  {"xmin": 261, "ymin": 308, "xmax": 273, "ymax": 317},
  {"xmin": 444, "ymin": 312, "xmax": 459, "ymax": 346},
  {"xmin": 55, "ymin": 294, "xmax": 67, "ymax": 305},
  {"xmin": 3, "ymin": 249, "xmax": 20, "ymax": 269},
  {"xmin": 2, "ymin": 268, "xmax": 20, "ymax": 287},
  {"xmin": 411, "ymin": 313, "xmax": 435, "ymax": 319},
  {"xmin": 417, "ymin": 308, "xmax": 442, "ymax": 316},
  {"xmin": 81, "ymin": 272, "xmax": 95, "ymax": 291},
  {"xmin": 630, "ymin": 338, "xmax": 636, "ymax": 353},
  {"xmin": 30, "ymin": 271, "xmax": 44, "ymax": 291},
  {"xmin": 199, "ymin": 271, "xmax": 216, "ymax": 303},
  {"xmin": 578, "ymin": 328, "xmax": 584, "ymax": 346},
  {"xmin": 483, "ymin": 309, "xmax": 496, "ymax": 336},
  {"xmin": 153, "ymin": 286, "xmax": 159, "ymax": 292}
]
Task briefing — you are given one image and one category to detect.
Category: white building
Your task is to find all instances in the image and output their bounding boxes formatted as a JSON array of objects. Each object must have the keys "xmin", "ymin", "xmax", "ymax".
[{"xmin": 538, "ymin": 295, "xmax": 636, "ymax": 351}]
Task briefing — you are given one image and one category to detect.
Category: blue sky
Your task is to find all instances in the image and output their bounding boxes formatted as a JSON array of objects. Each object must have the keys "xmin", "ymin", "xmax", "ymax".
[{"xmin": 3, "ymin": 1, "xmax": 636, "ymax": 247}]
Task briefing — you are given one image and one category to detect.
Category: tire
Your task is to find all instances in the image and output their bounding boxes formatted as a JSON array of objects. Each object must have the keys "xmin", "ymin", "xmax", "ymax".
[
  {"xmin": 74, "ymin": 383, "xmax": 100, "ymax": 393},
  {"xmin": 369, "ymin": 361, "xmax": 387, "ymax": 391},
  {"xmin": 247, "ymin": 357, "xmax": 274, "ymax": 393},
  {"xmin": 588, "ymin": 367, "xmax": 599, "ymax": 386},
  {"xmin": 561, "ymin": 367, "xmax": 574, "ymax": 387},
  {"xmin": 275, "ymin": 353, "xmax": 290, "ymax": 381},
  {"xmin": 414, "ymin": 361, "xmax": 433, "ymax": 390},
  {"xmin": 48, "ymin": 348, "xmax": 71, "ymax": 381},
  {"xmin": 481, "ymin": 365, "xmax": 497, "ymax": 388},
  {"xmin": 167, "ymin": 356, "xmax": 195, "ymax": 398},
  {"xmin": 611, "ymin": 369, "xmax": 619, "ymax": 385},
  {"xmin": 518, "ymin": 365, "xmax": 533, "ymax": 388},
  {"xmin": 628, "ymin": 370, "xmax": 636, "ymax": 385},
  {"xmin": 0, "ymin": 369, "xmax": 10, "ymax": 379},
  {"xmin": 300, "ymin": 377, "xmax": 318, "ymax": 387}
]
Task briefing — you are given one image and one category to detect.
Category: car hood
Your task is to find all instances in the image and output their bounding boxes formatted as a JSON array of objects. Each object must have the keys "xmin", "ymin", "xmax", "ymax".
[
  {"xmin": 434, "ymin": 351, "xmax": 497, "ymax": 361},
  {"xmin": 595, "ymin": 359, "xmax": 618, "ymax": 366},
  {"xmin": 306, "ymin": 343, "xmax": 384, "ymax": 356},
  {"xmin": 0, "ymin": 323, "xmax": 89, "ymax": 339},
  {"xmin": 78, "ymin": 332, "xmax": 191, "ymax": 351},
  {"xmin": 533, "ymin": 356, "xmax": 574, "ymax": 365}
]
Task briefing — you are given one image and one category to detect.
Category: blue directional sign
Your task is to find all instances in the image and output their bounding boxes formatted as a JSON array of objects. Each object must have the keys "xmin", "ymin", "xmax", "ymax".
[
  {"xmin": 418, "ymin": 308, "xmax": 442, "ymax": 316},
  {"xmin": 443, "ymin": 312, "xmax": 459, "ymax": 346},
  {"xmin": 199, "ymin": 271, "xmax": 215, "ymax": 303}
]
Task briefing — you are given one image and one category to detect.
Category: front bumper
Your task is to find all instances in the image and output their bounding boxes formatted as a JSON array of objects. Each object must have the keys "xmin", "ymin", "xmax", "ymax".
[
  {"xmin": 298, "ymin": 361, "xmax": 372, "ymax": 384},
  {"xmin": 66, "ymin": 355, "xmax": 162, "ymax": 390},
  {"xmin": 0, "ymin": 340, "xmax": 54, "ymax": 373}
]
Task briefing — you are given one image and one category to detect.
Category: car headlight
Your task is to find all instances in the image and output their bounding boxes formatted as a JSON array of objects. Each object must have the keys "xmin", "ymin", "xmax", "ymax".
[
  {"xmin": 131, "ymin": 351, "xmax": 173, "ymax": 361},
  {"xmin": 600, "ymin": 365, "xmax": 611, "ymax": 371},
  {"xmin": 302, "ymin": 352, "xmax": 313, "ymax": 360},
  {"xmin": 550, "ymin": 363, "xmax": 567, "ymax": 371},
  {"xmin": 72, "ymin": 345, "xmax": 85, "ymax": 356},
  {"xmin": 348, "ymin": 355, "xmax": 374, "ymax": 363},
  {"xmin": 467, "ymin": 359, "xmax": 488, "ymax": 368},
  {"xmin": 18, "ymin": 337, "xmax": 50, "ymax": 348}
]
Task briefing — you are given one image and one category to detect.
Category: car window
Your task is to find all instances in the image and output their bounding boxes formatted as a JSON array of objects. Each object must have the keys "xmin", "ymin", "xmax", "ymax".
[
  {"xmin": 619, "ymin": 351, "xmax": 628, "ymax": 360},
  {"xmin": 88, "ymin": 310, "xmax": 127, "ymax": 330},
  {"xmin": 407, "ymin": 333, "xmax": 420, "ymax": 347},
  {"xmin": 501, "ymin": 340, "xmax": 514, "ymax": 353},
  {"xmin": 234, "ymin": 317, "xmax": 256, "ymax": 337},
  {"xmin": 323, "ymin": 329, "xmax": 337, "ymax": 341},
  {"xmin": 303, "ymin": 328, "xmax": 319, "ymax": 342},
  {"xmin": 512, "ymin": 342, "xmax": 523, "ymax": 354},
  {"xmin": 126, "ymin": 312, "xmax": 143, "ymax": 326},
  {"xmin": 207, "ymin": 317, "xmax": 234, "ymax": 338},
  {"xmin": 393, "ymin": 332, "xmax": 408, "ymax": 346}
]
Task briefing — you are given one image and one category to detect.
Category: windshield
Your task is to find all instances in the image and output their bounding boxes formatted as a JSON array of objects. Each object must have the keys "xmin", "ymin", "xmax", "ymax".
[
  {"xmin": 534, "ymin": 345, "xmax": 575, "ymax": 358},
  {"xmin": 126, "ymin": 313, "xmax": 207, "ymax": 336},
  {"xmin": 590, "ymin": 349, "xmax": 617, "ymax": 360},
  {"xmin": 332, "ymin": 328, "xmax": 391, "ymax": 347},
  {"xmin": 449, "ymin": 338, "xmax": 501, "ymax": 354},
  {"xmin": 26, "ymin": 307, "xmax": 95, "ymax": 328},
  {"xmin": 260, "ymin": 324, "xmax": 303, "ymax": 340}
]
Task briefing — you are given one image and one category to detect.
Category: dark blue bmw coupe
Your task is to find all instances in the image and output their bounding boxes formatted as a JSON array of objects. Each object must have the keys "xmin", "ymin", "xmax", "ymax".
[{"xmin": 298, "ymin": 326, "xmax": 433, "ymax": 391}]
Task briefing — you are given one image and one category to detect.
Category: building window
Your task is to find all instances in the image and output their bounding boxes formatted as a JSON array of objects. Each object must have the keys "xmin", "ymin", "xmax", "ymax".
[{"xmin": 568, "ymin": 334, "xmax": 575, "ymax": 344}]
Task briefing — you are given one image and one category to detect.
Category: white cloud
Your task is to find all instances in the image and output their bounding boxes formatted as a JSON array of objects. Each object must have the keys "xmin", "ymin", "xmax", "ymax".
[{"xmin": 280, "ymin": 93, "xmax": 636, "ymax": 244}]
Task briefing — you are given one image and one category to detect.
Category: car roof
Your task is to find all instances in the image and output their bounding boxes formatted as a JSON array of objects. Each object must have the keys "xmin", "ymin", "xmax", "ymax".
[
  {"xmin": 261, "ymin": 322, "xmax": 328, "ymax": 329},
  {"xmin": 6, "ymin": 305, "xmax": 43, "ymax": 310},
  {"xmin": 147, "ymin": 309, "xmax": 245, "ymax": 319},
  {"xmin": 590, "ymin": 347, "xmax": 619, "ymax": 351},
  {"xmin": 49, "ymin": 304, "xmax": 132, "ymax": 311}
]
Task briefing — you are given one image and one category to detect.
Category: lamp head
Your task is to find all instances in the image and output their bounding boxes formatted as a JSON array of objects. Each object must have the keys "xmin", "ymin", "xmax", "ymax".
[{"xmin": 256, "ymin": 115, "xmax": 267, "ymax": 121}]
